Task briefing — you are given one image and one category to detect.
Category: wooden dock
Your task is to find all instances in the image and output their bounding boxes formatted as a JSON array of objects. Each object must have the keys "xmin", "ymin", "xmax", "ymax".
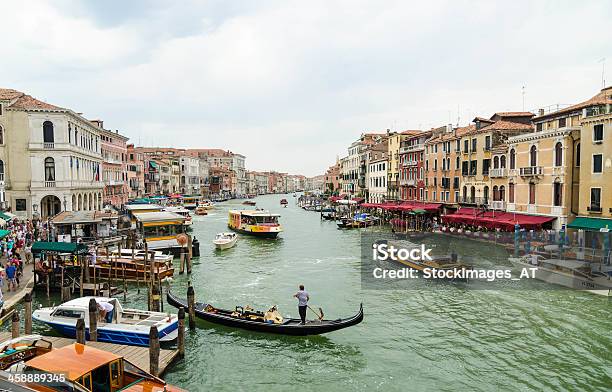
[{"xmin": 0, "ymin": 332, "xmax": 179, "ymax": 376}]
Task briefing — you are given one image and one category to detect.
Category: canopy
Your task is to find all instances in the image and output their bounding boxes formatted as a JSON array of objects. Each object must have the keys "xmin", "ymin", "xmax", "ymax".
[
  {"xmin": 0, "ymin": 212, "xmax": 13, "ymax": 221},
  {"xmin": 31, "ymin": 241, "xmax": 89, "ymax": 255},
  {"xmin": 441, "ymin": 210, "xmax": 555, "ymax": 231},
  {"xmin": 568, "ymin": 217, "xmax": 612, "ymax": 231},
  {"xmin": 0, "ymin": 229, "xmax": 10, "ymax": 239}
]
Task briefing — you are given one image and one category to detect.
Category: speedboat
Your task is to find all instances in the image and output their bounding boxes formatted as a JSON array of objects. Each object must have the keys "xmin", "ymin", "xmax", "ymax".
[
  {"xmin": 33, "ymin": 297, "xmax": 179, "ymax": 346},
  {"xmin": 509, "ymin": 255, "xmax": 612, "ymax": 296},
  {"xmin": 280, "ymin": 198, "xmax": 288, "ymax": 207},
  {"xmin": 243, "ymin": 200, "xmax": 256, "ymax": 206},
  {"xmin": 111, "ymin": 248, "xmax": 174, "ymax": 264},
  {"xmin": 213, "ymin": 232, "xmax": 238, "ymax": 250},
  {"xmin": 199, "ymin": 200, "xmax": 215, "ymax": 210},
  {"xmin": 195, "ymin": 206, "xmax": 208, "ymax": 215}
]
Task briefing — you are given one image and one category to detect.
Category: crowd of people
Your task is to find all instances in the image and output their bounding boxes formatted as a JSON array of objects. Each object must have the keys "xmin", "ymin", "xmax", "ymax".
[{"xmin": 0, "ymin": 218, "xmax": 49, "ymax": 307}]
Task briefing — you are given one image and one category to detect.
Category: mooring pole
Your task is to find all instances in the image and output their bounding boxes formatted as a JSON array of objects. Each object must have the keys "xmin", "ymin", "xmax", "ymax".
[
  {"xmin": 88, "ymin": 298, "xmax": 98, "ymax": 342},
  {"xmin": 24, "ymin": 292, "xmax": 33, "ymax": 335},
  {"xmin": 11, "ymin": 312, "xmax": 20, "ymax": 338},
  {"xmin": 149, "ymin": 326, "xmax": 160, "ymax": 377},
  {"xmin": 187, "ymin": 283, "xmax": 196, "ymax": 330},
  {"xmin": 76, "ymin": 318, "xmax": 86, "ymax": 344},
  {"xmin": 178, "ymin": 307, "xmax": 186, "ymax": 358}
]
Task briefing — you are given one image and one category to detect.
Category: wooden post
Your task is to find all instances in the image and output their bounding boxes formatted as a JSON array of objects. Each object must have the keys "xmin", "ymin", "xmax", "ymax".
[
  {"xmin": 88, "ymin": 298, "xmax": 98, "ymax": 342},
  {"xmin": 187, "ymin": 234, "xmax": 193, "ymax": 259},
  {"xmin": 159, "ymin": 278, "xmax": 164, "ymax": 313},
  {"xmin": 60, "ymin": 266, "xmax": 65, "ymax": 302},
  {"xmin": 122, "ymin": 263, "xmax": 127, "ymax": 302},
  {"xmin": 179, "ymin": 248, "xmax": 185, "ymax": 275},
  {"xmin": 93, "ymin": 262, "xmax": 97, "ymax": 296},
  {"xmin": 46, "ymin": 273, "xmax": 50, "ymax": 299},
  {"xmin": 149, "ymin": 326, "xmax": 160, "ymax": 377},
  {"xmin": 186, "ymin": 246, "xmax": 192, "ymax": 274},
  {"xmin": 187, "ymin": 283, "xmax": 196, "ymax": 330},
  {"xmin": 177, "ymin": 307, "xmax": 185, "ymax": 358},
  {"xmin": 79, "ymin": 256, "xmax": 84, "ymax": 298},
  {"xmin": 62, "ymin": 284, "xmax": 71, "ymax": 303},
  {"xmin": 144, "ymin": 241, "xmax": 149, "ymax": 284},
  {"xmin": 11, "ymin": 311, "xmax": 20, "ymax": 338},
  {"xmin": 106, "ymin": 246, "xmax": 112, "ymax": 298},
  {"xmin": 76, "ymin": 318, "xmax": 86, "ymax": 344},
  {"xmin": 24, "ymin": 293, "xmax": 33, "ymax": 335},
  {"xmin": 151, "ymin": 283, "xmax": 160, "ymax": 312}
]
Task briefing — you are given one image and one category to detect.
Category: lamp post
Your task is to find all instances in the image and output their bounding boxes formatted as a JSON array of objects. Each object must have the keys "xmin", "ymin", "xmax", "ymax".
[{"xmin": 63, "ymin": 195, "xmax": 67, "ymax": 212}]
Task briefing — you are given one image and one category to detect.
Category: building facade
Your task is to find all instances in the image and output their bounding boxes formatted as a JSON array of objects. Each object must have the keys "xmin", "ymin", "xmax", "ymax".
[{"xmin": 97, "ymin": 123, "xmax": 129, "ymax": 207}]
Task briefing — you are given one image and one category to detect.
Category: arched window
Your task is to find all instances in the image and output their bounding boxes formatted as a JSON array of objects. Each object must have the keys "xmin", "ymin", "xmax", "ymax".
[
  {"xmin": 575, "ymin": 143, "xmax": 580, "ymax": 167},
  {"xmin": 483, "ymin": 186, "xmax": 489, "ymax": 203},
  {"xmin": 470, "ymin": 186, "xmax": 476, "ymax": 203},
  {"xmin": 499, "ymin": 185, "xmax": 505, "ymax": 201},
  {"xmin": 509, "ymin": 149, "xmax": 516, "ymax": 169},
  {"xmin": 43, "ymin": 121, "xmax": 54, "ymax": 143},
  {"xmin": 493, "ymin": 185, "xmax": 499, "ymax": 201},
  {"xmin": 0, "ymin": 125, "xmax": 4, "ymax": 144},
  {"xmin": 0, "ymin": 159, "xmax": 4, "ymax": 180},
  {"xmin": 500, "ymin": 155, "xmax": 506, "ymax": 168},
  {"xmin": 529, "ymin": 145, "xmax": 537, "ymax": 167},
  {"xmin": 44, "ymin": 157, "xmax": 55, "ymax": 181},
  {"xmin": 462, "ymin": 186, "xmax": 467, "ymax": 201},
  {"xmin": 509, "ymin": 182, "xmax": 515, "ymax": 203},
  {"xmin": 554, "ymin": 142, "xmax": 563, "ymax": 167},
  {"xmin": 553, "ymin": 179, "xmax": 562, "ymax": 207},
  {"xmin": 493, "ymin": 156, "xmax": 499, "ymax": 169}
]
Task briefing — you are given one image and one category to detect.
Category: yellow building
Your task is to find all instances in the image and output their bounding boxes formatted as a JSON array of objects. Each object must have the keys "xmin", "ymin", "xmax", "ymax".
[
  {"xmin": 458, "ymin": 113, "xmax": 534, "ymax": 207},
  {"xmin": 387, "ymin": 130, "xmax": 420, "ymax": 201}
]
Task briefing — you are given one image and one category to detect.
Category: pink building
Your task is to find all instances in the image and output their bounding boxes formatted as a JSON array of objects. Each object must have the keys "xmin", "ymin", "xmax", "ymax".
[
  {"xmin": 93, "ymin": 121, "xmax": 129, "ymax": 207},
  {"xmin": 126, "ymin": 144, "xmax": 145, "ymax": 199}
]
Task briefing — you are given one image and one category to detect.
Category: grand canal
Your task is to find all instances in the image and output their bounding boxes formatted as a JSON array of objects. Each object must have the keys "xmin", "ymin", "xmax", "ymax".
[{"xmin": 29, "ymin": 194, "xmax": 611, "ymax": 391}]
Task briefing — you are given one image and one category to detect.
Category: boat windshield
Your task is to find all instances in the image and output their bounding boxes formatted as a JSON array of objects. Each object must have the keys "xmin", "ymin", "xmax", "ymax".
[{"xmin": 249, "ymin": 216, "xmax": 278, "ymax": 224}]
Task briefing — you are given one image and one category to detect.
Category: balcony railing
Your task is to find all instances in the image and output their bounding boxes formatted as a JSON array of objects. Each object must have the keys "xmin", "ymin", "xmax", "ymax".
[
  {"xmin": 399, "ymin": 144, "xmax": 424, "ymax": 154},
  {"xmin": 44, "ymin": 181, "xmax": 56, "ymax": 188},
  {"xmin": 0, "ymin": 173, "xmax": 4, "ymax": 182},
  {"xmin": 457, "ymin": 196, "xmax": 488, "ymax": 205},
  {"xmin": 587, "ymin": 205, "xmax": 602, "ymax": 213},
  {"xmin": 519, "ymin": 166, "xmax": 543, "ymax": 177},
  {"xmin": 489, "ymin": 168, "xmax": 507, "ymax": 178},
  {"xmin": 43, "ymin": 142, "xmax": 55, "ymax": 149},
  {"xmin": 488, "ymin": 200, "xmax": 506, "ymax": 210},
  {"xmin": 399, "ymin": 179, "xmax": 416, "ymax": 186}
]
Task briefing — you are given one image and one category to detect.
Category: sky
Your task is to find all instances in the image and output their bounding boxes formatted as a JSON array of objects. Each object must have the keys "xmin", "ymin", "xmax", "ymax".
[{"xmin": 1, "ymin": 0, "xmax": 611, "ymax": 176}]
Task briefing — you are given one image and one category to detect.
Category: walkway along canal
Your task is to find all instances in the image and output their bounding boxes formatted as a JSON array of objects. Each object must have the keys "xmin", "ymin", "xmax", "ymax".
[{"xmin": 16, "ymin": 194, "xmax": 612, "ymax": 391}]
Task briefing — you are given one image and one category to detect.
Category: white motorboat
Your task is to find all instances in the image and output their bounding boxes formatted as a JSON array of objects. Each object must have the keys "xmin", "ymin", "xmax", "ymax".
[
  {"xmin": 198, "ymin": 200, "xmax": 215, "ymax": 210},
  {"xmin": 509, "ymin": 255, "xmax": 612, "ymax": 296},
  {"xmin": 112, "ymin": 248, "xmax": 174, "ymax": 264},
  {"xmin": 213, "ymin": 232, "xmax": 238, "ymax": 250},
  {"xmin": 164, "ymin": 206, "xmax": 193, "ymax": 226},
  {"xmin": 33, "ymin": 297, "xmax": 179, "ymax": 346}
]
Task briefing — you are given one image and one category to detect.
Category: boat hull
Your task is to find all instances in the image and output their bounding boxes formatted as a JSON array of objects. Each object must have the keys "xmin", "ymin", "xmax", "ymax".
[
  {"xmin": 229, "ymin": 226, "xmax": 280, "ymax": 238},
  {"xmin": 166, "ymin": 291, "xmax": 363, "ymax": 336}
]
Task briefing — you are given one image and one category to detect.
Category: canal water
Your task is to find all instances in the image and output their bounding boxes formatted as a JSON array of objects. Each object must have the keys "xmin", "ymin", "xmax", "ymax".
[{"xmin": 28, "ymin": 194, "xmax": 611, "ymax": 391}]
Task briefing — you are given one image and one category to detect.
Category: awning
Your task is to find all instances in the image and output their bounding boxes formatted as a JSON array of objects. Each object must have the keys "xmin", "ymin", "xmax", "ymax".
[
  {"xmin": 31, "ymin": 241, "xmax": 89, "ymax": 255},
  {"xmin": 149, "ymin": 161, "xmax": 158, "ymax": 168},
  {"xmin": 0, "ymin": 212, "xmax": 12, "ymax": 221},
  {"xmin": 0, "ymin": 229, "xmax": 10, "ymax": 239},
  {"xmin": 568, "ymin": 217, "xmax": 612, "ymax": 231},
  {"xmin": 441, "ymin": 211, "xmax": 555, "ymax": 231}
]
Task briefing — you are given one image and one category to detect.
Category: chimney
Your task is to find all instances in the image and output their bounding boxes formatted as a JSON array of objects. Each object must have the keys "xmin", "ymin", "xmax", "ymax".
[
  {"xmin": 446, "ymin": 124, "xmax": 453, "ymax": 133},
  {"xmin": 538, "ymin": 108, "xmax": 544, "ymax": 116},
  {"xmin": 475, "ymin": 120, "xmax": 481, "ymax": 130}
]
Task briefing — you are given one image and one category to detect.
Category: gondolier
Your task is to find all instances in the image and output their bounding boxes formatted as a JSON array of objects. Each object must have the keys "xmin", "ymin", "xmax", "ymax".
[{"xmin": 293, "ymin": 285, "xmax": 309, "ymax": 324}]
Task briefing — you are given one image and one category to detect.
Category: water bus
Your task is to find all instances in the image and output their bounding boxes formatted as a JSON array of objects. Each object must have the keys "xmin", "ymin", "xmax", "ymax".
[
  {"xmin": 135, "ymin": 211, "xmax": 195, "ymax": 257},
  {"xmin": 163, "ymin": 206, "xmax": 193, "ymax": 228},
  {"xmin": 181, "ymin": 195, "xmax": 201, "ymax": 210},
  {"xmin": 123, "ymin": 204, "xmax": 164, "ymax": 229},
  {"xmin": 228, "ymin": 210, "xmax": 282, "ymax": 238}
]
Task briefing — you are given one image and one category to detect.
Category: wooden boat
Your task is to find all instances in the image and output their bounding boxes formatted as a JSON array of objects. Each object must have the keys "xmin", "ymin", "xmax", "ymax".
[
  {"xmin": 167, "ymin": 291, "xmax": 363, "ymax": 336},
  {"xmin": 243, "ymin": 200, "xmax": 257, "ymax": 206},
  {"xmin": 280, "ymin": 199, "xmax": 288, "ymax": 207},
  {"xmin": 111, "ymin": 248, "xmax": 174, "ymax": 264},
  {"xmin": 33, "ymin": 297, "xmax": 179, "ymax": 346},
  {"xmin": 337, "ymin": 214, "xmax": 379, "ymax": 229},
  {"xmin": 198, "ymin": 200, "xmax": 215, "ymax": 210},
  {"xmin": 228, "ymin": 210, "xmax": 282, "ymax": 238},
  {"xmin": 213, "ymin": 232, "xmax": 238, "ymax": 250},
  {"xmin": 195, "ymin": 206, "xmax": 208, "ymax": 215},
  {"xmin": 0, "ymin": 337, "xmax": 184, "ymax": 391}
]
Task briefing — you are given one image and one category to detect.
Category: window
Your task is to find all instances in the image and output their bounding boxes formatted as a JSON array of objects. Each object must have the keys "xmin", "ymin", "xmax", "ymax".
[
  {"xmin": 456, "ymin": 156, "xmax": 460, "ymax": 169},
  {"xmin": 110, "ymin": 359, "xmax": 122, "ymax": 388},
  {"xmin": 529, "ymin": 182, "xmax": 536, "ymax": 204},
  {"xmin": 434, "ymin": 144, "xmax": 438, "ymax": 153},
  {"xmin": 485, "ymin": 135, "xmax": 491, "ymax": 150},
  {"xmin": 469, "ymin": 160, "xmax": 477, "ymax": 176},
  {"xmin": 493, "ymin": 156, "xmax": 499, "ymax": 169},
  {"xmin": 0, "ymin": 103, "xmax": 2, "ymax": 116},
  {"xmin": 456, "ymin": 140, "xmax": 461, "ymax": 152},
  {"xmin": 553, "ymin": 182, "xmax": 562, "ymax": 207},
  {"xmin": 554, "ymin": 142, "xmax": 563, "ymax": 167},
  {"xmin": 471, "ymin": 139, "xmax": 477, "ymax": 152},
  {"xmin": 434, "ymin": 160, "xmax": 437, "ymax": 171},
  {"xmin": 462, "ymin": 161, "xmax": 469, "ymax": 176},
  {"xmin": 493, "ymin": 185, "xmax": 499, "ymax": 201},
  {"xmin": 590, "ymin": 188, "xmax": 601, "ymax": 211},
  {"xmin": 529, "ymin": 145, "xmax": 537, "ymax": 166},
  {"xmin": 464, "ymin": 140, "xmax": 469, "ymax": 152},
  {"xmin": 575, "ymin": 143, "xmax": 580, "ymax": 167},
  {"xmin": 558, "ymin": 118, "xmax": 566, "ymax": 128},
  {"xmin": 43, "ymin": 121, "xmax": 54, "ymax": 143},
  {"xmin": 499, "ymin": 185, "xmax": 505, "ymax": 202},
  {"xmin": 16, "ymin": 199, "xmax": 26, "ymax": 211},
  {"xmin": 593, "ymin": 124, "xmax": 604, "ymax": 142},
  {"xmin": 0, "ymin": 125, "xmax": 3, "ymax": 144},
  {"xmin": 509, "ymin": 183, "xmax": 515, "ymax": 203},
  {"xmin": 500, "ymin": 155, "xmax": 506, "ymax": 168},
  {"xmin": 482, "ymin": 159, "xmax": 490, "ymax": 175},
  {"xmin": 593, "ymin": 154, "xmax": 603, "ymax": 173},
  {"xmin": 462, "ymin": 185, "xmax": 467, "ymax": 200},
  {"xmin": 483, "ymin": 186, "xmax": 489, "ymax": 203},
  {"xmin": 44, "ymin": 157, "xmax": 55, "ymax": 181},
  {"xmin": 53, "ymin": 309, "xmax": 84, "ymax": 318},
  {"xmin": 509, "ymin": 149, "xmax": 516, "ymax": 169}
]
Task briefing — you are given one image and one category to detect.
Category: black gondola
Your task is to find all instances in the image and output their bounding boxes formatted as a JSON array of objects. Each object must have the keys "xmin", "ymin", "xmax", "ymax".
[{"xmin": 167, "ymin": 291, "xmax": 363, "ymax": 336}]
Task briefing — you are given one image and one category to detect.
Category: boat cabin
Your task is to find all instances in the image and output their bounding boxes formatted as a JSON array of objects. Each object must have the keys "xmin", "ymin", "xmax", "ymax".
[
  {"xmin": 135, "ymin": 211, "xmax": 186, "ymax": 253},
  {"xmin": 228, "ymin": 210, "xmax": 282, "ymax": 238},
  {"xmin": 181, "ymin": 195, "xmax": 201, "ymax": 209},
  {"xmin": 52, "ymin": 211, "xmax": 118, "ymax": 243},
  {"xmin": 124, "ymin": 204, "xmax": 164, "ymax": 227},
  {"xmin": 23, "ymin": 343, "xmax": 182, "ymax": 391}
]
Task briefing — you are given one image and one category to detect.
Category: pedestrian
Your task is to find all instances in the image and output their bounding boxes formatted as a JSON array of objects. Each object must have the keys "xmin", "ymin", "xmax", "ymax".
[
  {"xmin": 293, "ymin": 284, "xmax": 310, "ymax": 325},
  {"xmin": 5, "ymin": 262, "xmax": 16, "ymax": 292}
]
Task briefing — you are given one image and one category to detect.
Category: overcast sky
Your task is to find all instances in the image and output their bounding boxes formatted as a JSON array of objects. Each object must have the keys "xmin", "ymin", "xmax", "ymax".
[{"xmin": 1, "ymin": 0, "xmax": 611, "ymax": 176}]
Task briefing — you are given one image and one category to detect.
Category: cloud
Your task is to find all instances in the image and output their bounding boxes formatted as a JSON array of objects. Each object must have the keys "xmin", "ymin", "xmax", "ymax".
[{"xmin": 1, "ymin": 0, "xmax": 611, "ymax": 176}]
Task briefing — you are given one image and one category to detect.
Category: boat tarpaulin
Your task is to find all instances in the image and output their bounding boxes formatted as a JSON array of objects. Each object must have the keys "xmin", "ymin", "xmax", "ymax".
[
  {"xmin": 567, "ymin": 217, "xmax": 612, "ymax": 231},
  {"xmin": 31, "ymin": 241, "xmax": 89, "ymax": 255}
]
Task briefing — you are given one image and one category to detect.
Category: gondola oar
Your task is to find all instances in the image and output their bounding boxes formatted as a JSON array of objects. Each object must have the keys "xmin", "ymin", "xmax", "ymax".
[{"xmin": 307, "ymin": 305, "xmax": 324, "ymax": 321}]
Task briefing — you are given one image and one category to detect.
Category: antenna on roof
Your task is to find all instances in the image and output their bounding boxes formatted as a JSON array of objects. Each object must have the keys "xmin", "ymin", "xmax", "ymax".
[
  {"xmin": 599, "ymin": 58, "xmax": 606, "ymax": 88},
  {"xmin": 456, "ymin": 104, "xmax": 460, "ymax": 127},
  {"xmin": 521, "ymin": 85, "xmax": 526, "ymax": 111}
]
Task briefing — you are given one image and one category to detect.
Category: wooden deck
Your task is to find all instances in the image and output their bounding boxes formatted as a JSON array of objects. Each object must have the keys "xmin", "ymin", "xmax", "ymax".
[{"xmin": 0, "ymin": 332, "xmax": 179, "ymax": 376}]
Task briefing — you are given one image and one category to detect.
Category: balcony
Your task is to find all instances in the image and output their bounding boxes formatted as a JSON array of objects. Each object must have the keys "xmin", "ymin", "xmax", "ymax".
[
  {"xmin": 489, "ymin": 168, "xmax": 507, "ymax": 178},
  {"xmin": 587, "ymin": 205, "xmax": 602, "ymax": 214},
  {"xmin": 457, "ymin": 196, "xmax": 488, "ymax": 205},
  {"xmin": 399, "ymin": 144, "xmax": 424, "ymax": 154},
  {"xmin": 44, "ymin": 181, "xmax": 56, "ymax": 188},
  {"xmin": 108, "ymin": 180, "xmax": 124, "ymax": 186},
  {"xmin": 400, "ymin": 179, "xmax": 416, "ymax": 186},
  {"xmin": 43, "ymin": 142, "xmax": 55, "ymax": 149},
  {"xmin": 519, "ymin": 166, "xmax": 543, "ymax": 177},
  {"xmin": 402, "ymin": 160, "xmax": 418, "ymax": 167},
  {"xmin": 489, "ymin": 200, "xmax": 506, "ymax": 210}
]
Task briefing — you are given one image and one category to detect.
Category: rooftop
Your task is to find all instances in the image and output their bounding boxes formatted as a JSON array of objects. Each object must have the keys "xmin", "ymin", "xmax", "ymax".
[{"xmin": 533, "ymin": 86, "xmax": 612, "ymax": 121}]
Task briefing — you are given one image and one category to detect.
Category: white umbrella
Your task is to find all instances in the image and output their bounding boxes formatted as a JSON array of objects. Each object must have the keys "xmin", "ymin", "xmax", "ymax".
[{"xmin": 0, "ymin": 218, "xmax": 6, "ymax": 227}]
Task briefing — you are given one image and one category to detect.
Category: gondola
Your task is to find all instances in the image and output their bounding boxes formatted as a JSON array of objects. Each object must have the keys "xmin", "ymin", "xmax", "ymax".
[{"xmin": 167, "ymin": 291, "xmax": 363, "ymax": 336}]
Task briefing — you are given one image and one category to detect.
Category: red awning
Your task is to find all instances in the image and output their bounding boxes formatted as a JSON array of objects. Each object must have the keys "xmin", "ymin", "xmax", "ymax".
[
  {"xmin": 441, "ymin": 210, "xmax": 555, "ymax": 231},
  {"xmin": 352, "ymin": 197, "xmax": 365, "ymax": 203}
]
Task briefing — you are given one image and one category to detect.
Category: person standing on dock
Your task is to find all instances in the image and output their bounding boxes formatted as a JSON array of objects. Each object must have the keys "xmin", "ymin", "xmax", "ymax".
[{"xmin": 293, "ymin": 285, "xmax": 309, "ymax": 325}]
